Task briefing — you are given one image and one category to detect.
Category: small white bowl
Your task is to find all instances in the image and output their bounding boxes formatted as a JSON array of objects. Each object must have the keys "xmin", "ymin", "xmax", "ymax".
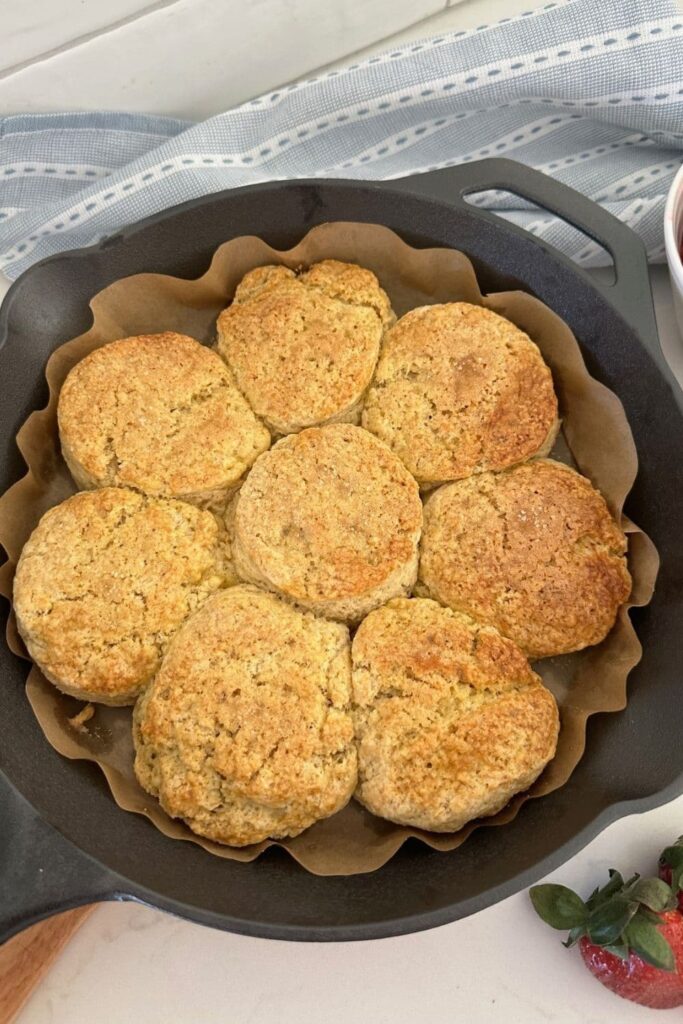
[{"xmin": 664, "ymin": 161, "xmax": 683, "ymax": 337}]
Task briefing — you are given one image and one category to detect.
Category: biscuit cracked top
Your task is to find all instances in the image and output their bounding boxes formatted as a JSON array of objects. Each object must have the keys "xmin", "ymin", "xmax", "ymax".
[
  {"xmin": 352, "ymin": 598, "xmax": 559, "ymax": 832},
  {"xmin": 216, "ymin": 260, "xmax": 394, "ymax": 434},
  {"xmin": 418, "ymin": 459, "xmax": 631, "ymax": 658},
  {"xmin": 232, "ymin": 423, "xmax": 423, "ymax": 622},
  {"xmin": 133, "ymin": 585, "xmax": 357, "ymax": 846},
  {"xmin": 58, "ymin": 332, "xmax": 270, "ymax": 510},
  {"xmin": 13, "ymin": 487, "xmax": 228, "ymax": 704},
  {"xmin": 362, "ymin": 302, "xmax": 559, "ymax": 487}
]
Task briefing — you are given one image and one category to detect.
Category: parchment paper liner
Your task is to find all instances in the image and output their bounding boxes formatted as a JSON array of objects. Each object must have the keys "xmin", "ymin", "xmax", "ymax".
[{"xmin": 0, "ymin": 223, "xmax": 658, "ymax": 876}]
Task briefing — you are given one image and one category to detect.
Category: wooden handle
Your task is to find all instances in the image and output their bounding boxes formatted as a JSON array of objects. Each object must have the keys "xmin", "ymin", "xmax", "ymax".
[{"xmin": 0, "ymin": 906, "xmax": 94, "ymax": 1024}]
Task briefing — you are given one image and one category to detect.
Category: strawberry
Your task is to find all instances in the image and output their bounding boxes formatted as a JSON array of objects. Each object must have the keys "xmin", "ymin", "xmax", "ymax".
[
  {"xmin": 530, "ymin": 870, "xmax": 683, "ymax": 1009},
  {"xmin": 659, "ymin": 836, "xmax": 683, "ymax": 913},
  {"xmin": 579, "ymin": 912, "xmax": 683, "ymax": 1009}
]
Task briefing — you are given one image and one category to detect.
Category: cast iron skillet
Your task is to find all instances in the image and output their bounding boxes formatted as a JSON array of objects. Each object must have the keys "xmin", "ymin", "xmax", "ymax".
[{"xmin": 1, "ymin": 159, "xmax": 682, "ymax": 944}]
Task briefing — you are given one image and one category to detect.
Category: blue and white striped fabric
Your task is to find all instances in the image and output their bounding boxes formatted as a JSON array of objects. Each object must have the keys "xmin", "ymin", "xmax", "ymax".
[{"xmin": 1, "ymin": 0, "xmax": 681, "ymax": 279}]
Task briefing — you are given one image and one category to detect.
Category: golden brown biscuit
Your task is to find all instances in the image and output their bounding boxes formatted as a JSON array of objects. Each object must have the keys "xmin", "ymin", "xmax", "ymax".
[
  {"xmin": 418, "ymin": 459, "xmax": 631, "ymax": 658},
  {"xmin": 13, "ymin": 488, "xmax": 228, "ymax": 704},
  {"xmin": 232, "ymin": 424, "xmax": 423, "ymax": 622},
  {"xmin": 352, "ymin": 598, "xmax": 559, "ymax": 831},
  {"xmin": 133, "ymin": 585, "xmax": 357, "ymax": 846},
  {"xmin": 58, "ymin": 332, "xmax": 270, "ymax": 510},
  {"xmin": 216, "ymin": 260, "xmax": 394, "ymax": 434},
  {"xmin": 362, "ymin": 303, "xmax": 559, "ymax": 487}
]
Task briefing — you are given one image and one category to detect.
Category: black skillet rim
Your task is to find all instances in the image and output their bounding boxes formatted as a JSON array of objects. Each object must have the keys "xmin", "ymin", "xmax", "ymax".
[{"xmin": 1, "ymin": 160, "xmax": 682, "ymax": 942}]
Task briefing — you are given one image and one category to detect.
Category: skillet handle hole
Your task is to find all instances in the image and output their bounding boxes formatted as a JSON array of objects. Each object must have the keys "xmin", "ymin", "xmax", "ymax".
[{"xmin": 463, "ymin": 188, "xmax": 616, "ymax": 284}]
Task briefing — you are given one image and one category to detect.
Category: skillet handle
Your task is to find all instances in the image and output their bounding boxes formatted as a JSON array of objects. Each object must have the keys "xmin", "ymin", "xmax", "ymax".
[
  {"xmin": 0, "ymin": 773, "xmax": 121, "ymax": 944},
  {"xmin": 390, "ymin": 158, "xmax": 659, "ymax": 352}
]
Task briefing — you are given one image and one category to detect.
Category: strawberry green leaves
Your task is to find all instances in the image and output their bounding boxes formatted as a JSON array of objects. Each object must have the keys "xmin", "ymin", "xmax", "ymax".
[
  {"xmin": 587, "ymin": 897, "xmax": 639, "ymax": 947},
  {"xmin": 586, "ymin": 869, "xmax": 626, "ymax": 908},
  {"xmin": 660, "ymin": 836, "xmax": 683, "ymax": 895},
  {"xmin": 625, "ymin": 914, "xmax": 676, "ymax": 973},
  {"xmin": 529, "ymin": 884, "xmax": 588, "ymax": 930},
  {"xmin": 530, "ymin": 869, "xmax": 679, "ymax": 972},
  {"xmin": 627, "ymin": 877, "xmax": 677, "ymax": 913}
]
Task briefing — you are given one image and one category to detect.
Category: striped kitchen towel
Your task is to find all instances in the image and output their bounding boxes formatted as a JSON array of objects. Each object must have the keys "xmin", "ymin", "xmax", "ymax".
[{"xmin": 0, "ymin": 0, "xmax": 681, "ymax": 279}]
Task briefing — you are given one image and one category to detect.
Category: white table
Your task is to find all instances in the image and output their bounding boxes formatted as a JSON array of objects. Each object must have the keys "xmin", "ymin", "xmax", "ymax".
[
  {"xmin": 14, "ymin": 800, "xmax": 683, "ymax": 1024},
  {"xmin": 3, "ymin": 3, "xmax": 683, "ymax": 1021},
  {"xmin": 0, "ymin": 0, "xmax": 536, "ymax": 119}
]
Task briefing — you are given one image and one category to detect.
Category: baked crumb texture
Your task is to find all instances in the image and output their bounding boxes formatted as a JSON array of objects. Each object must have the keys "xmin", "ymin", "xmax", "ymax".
[
  {"xmin": 58, "ymin": 331, "xmax": 270, "ymax": 511},
  {"xmin": 216, "ymin": 260, "xmax": 395, "ymax": 434},
  {"xmin": 419, "ymin": 459, "xmax": 631, "ymax": 659},
  {"xmin": 362, "ymin": 303, "xmax": 559, "ymax": 487},
  {"xmin": 352, "ymin": 598, "xmax": 559, "ymax": 831},
  {"xmin": 16, "ymin": 263, "xmax": 633, "ymax": 847},
  {"xmin": 232, "ymin": 423, "xmax": 423, "ymax": 623},
  {"xmin": 133, "ymin": 585, "xmax": 357, "ymax": 846},
  {"xmin": 14, "ymin": 488, "xmax": 228, "ymax": 705}
]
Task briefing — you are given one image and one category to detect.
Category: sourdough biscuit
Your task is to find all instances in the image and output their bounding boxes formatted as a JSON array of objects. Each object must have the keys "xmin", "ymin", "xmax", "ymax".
[
  {"xmin": 133, "ymin": 585, "xmax": 357, "ymax": 846},
  {"xmin": 216, "ymin": 260, "xmax": 394, "ymax": 434},
  {"xmin": 362, "ymin": 303, "xmax": 559, "ymax": 487},
  {"xmin": 419, "ymin": 459, "xmax": 631, "ymax": 658},
  {"xmin": 352, "ymin": 598, "xmax": 559, "ymax": 832},
  {"xmin": 232, "ymin": 423, "xmax": 423, "ymax": 622},
  {"xmin": 14, "ymin": 488, "xmax": 227, "ymax": 704},
  {"xmin": 58, "ymin": 332, "xmax": 270, "ymax": 510}
]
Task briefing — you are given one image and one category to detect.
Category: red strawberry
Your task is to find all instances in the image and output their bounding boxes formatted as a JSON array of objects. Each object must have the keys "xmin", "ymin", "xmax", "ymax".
[
  {"xmin": 579, "ymin": 911, "xmax": 683, "ymax": 1009},
  {"xmin": 530, "ymin": 870, "xmax": 683, "ymax": 1009},
  {"xmin": 659, "ymin": 836, "xmax": 683, "ymax": 914}
]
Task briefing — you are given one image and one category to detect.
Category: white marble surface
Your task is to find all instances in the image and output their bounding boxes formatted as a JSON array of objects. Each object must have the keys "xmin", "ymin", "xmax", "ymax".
[
  {"xmin": 0, "ymin": 0, "xmax": 532, "ymax": 119},
  {"xmin": 15, "ymin": 793, "xmax": 683, "ymax": 1023},
  {"xmin": 1, "ymin": 0, "xmax": 449, "ymax": 119}
]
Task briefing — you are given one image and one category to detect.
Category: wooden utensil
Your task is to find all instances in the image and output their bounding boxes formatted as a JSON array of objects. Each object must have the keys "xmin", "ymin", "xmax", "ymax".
[{"xmin": 0, "ymin": 907, "xmax": 94, "ymax": 1024}]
